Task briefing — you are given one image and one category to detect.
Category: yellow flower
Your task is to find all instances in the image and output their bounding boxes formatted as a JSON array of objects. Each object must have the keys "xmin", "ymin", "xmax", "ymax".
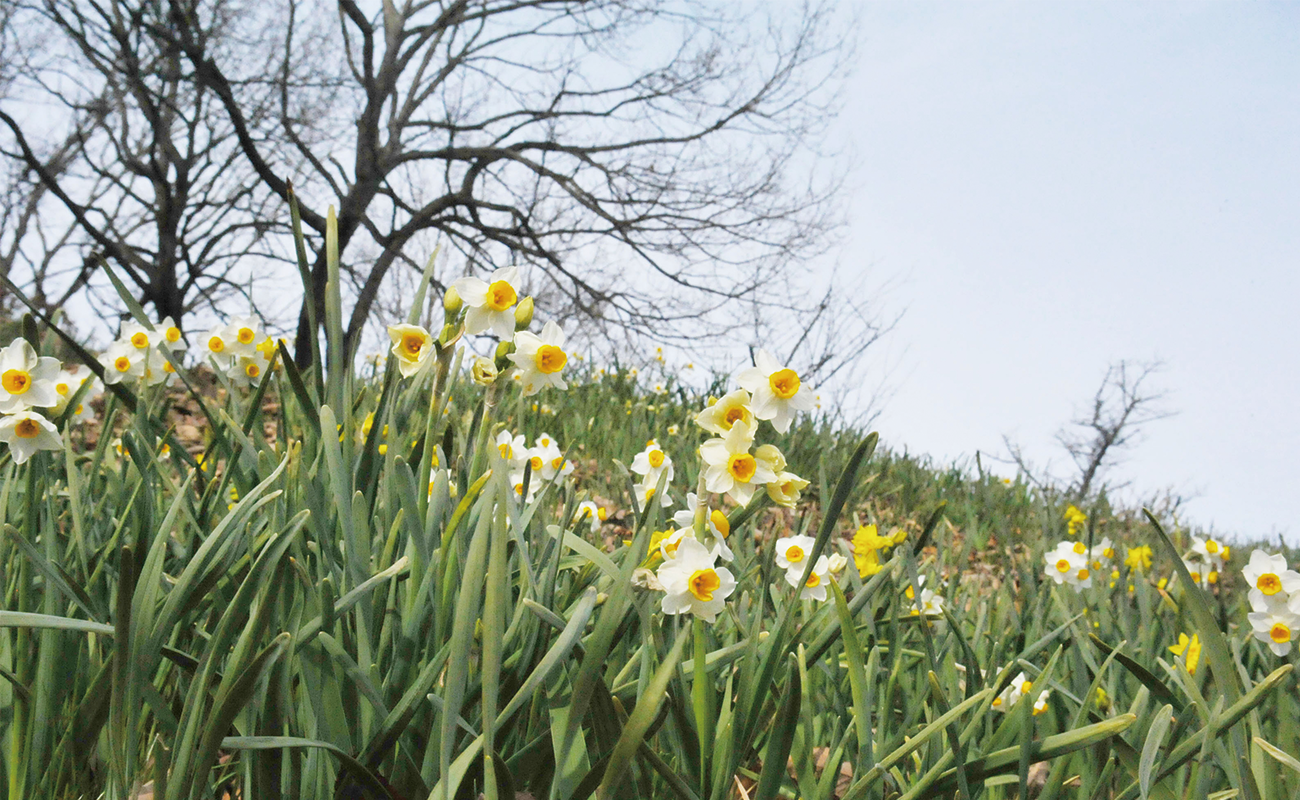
[
  {"xmin": 1124, "ymin": 545, "xmax": 1153, "ymax": 571},
  {"xmin": 852, "ymin": 524, "xmax": 898, "ymax": 578},
  {"xmin": 1064, "ymin": 504, "xmax": 1087, "ymax": 536},
  {"xmin": 1168, "ymin": 633, "xmax": 1201, "ymax": 675}
]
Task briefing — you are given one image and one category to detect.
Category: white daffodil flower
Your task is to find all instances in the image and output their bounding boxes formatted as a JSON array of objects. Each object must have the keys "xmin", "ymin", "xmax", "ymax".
[
  {"xmin": 991, "ymin": 672, "xmax": 1034, "ymax": 713},
  {"xmin": 494, "ymin": 430, "xmax": 528, "ymax": 474},
  {"xmin": 574, "ymin": 501, "xmax": 606, "ymax": 533},
  {"xmin": 785, "ymin": 554, "xmax": 830, "ymax": 601},
  {"xmin": 226, "ymin": 316, "xmax": 263, "ymax": 358},
  {"xmin": 1044, "ymin": 540, "xmax": 1092, "ymax": 590},
  {"xmin": 767, "ymin": 471, "xmax": 810, "ymax": 509},
  {"xmin": 1089, "ymin": 537, "xmax": 1116, "ymax": 571},
  {"xmin": 655, "ymin": 536, "xmax": 736, "ymax": 623},
  {"xmin": 1248, "ymin": 603, "xmax": 1300, "ymax": 656},
  {"xmin": 0, "ymin": 339, "xmax": 61, "ymax": 414},
  {"xmin": 158, "ymin": 316, "xmax": 186, "ymax": 352},
  {"xmin": 226, "ymin": 351, "xmax": 271, "ymax": 388},
  {"xmin": 634, "ymin": 475, "xmax": 673, "ymax": 510},
  {"xmin": 736, "ymin": 349, "xmax": 815, "ymax": 434},
  {"xmin": 46, "ymin": 364, "xmax": 94, "ymax": 415},
  {"xmin": 452, "ymin": 267, "xmax": 521, "ymax": 339},
  {"xmin": 694, "ymin": 389, "xmax": 754, "ymax": 435},
  {"xmin": 1191, "ymin": 536, "xmax": 1227, "ymax": 570},
  {"xmin": 528, "ymin": 434, "xmax": 572, "ymax": 482},
  {"xmin": 0, "ymin": 411, "xmax": 63, "ymax": 464},
  {"xmin": 100, "ymin": 341, "xmax": 145, "ymax": 385},
  {"xmin": 387, "ymin": 324, "xmax": 433, "ymax": 378},
  {"xmin": 671, "ymin": 493, "xmax": 734, "ymax": 560},
  {"xmin": 509, "ymin": 321, "xmax": 568, "ymax": 397},
  {"xmin": 1032, "ymin": 690, "xmax": 1051, "ymax": 716},
  {"xmin": 631, "ymin": 438, "xmax": 674, "ymax": 488},
  {"xmin": 121, "ymin": 319, "xmax": 162, "ymax": 352},
  {"xmin": 912, "ymin": 587, "xmax": 946, "ymax": 616},
  {"xmin": 774, "ymin": 534, "xmax": 818, "ymax": 577},
  {"xmin": 699, "ymin": 421, "xmax": 774, "ymax": 507},
  {"xmin": 203, "ymin": 324, "xmax": 235, "ymax": 367},
  {"xmin": 1243, "ymin": 550, "xmax": 1300, "ymax": 611}
]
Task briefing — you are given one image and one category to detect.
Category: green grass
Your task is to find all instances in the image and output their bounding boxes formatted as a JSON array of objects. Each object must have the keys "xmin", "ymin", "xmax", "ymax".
[{"xmin": 0, "ymin": 214, "xmax": 1297, "ymax": 800}]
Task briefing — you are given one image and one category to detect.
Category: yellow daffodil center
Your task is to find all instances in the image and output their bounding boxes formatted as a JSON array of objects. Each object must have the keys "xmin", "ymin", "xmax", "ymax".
[
  {"xmin": 905, "ymin": 584, "xmax": 915, "ymax": 600},
  {"xmin": 166, "ymin": 326, "xmax": 181, "ymax": 342},
  {"xmin": 536, "ymin": 344, "xmax": 566, "ymax": 374},
  {"xmin": 786, "ymin": 545, "xmax": 805, "ymax": 563},
  {"xmin": 689, "ymin": 568, "xmax": 720, "ymax": 601},
  {"xmin": 1056, "ymin": 559, "xmax": 1071, "ymax": 573},
  {"xmin": 664, "ymin": 536, "xmax": 681, "ymax": 557},
  {"xmin": 401, "ymin": 333, "xmax": 425, "ymax": 358},
  {"xmin": 727, "ymin": 453, "xmax": 757, "ymax": 483},
  {"xmin": 163, "ymin": 361, "xmax": 175, "ymax": 373},
  {"xmin": 130, "ymin": 331, "xmax": 150, "ymax": 348},
  {"xmin": 1021, "ymin": 680, "xmax": 1033, "ymax": 693},
  {"xmin": 498, "ymin": 443, "xmax": 513, "ymax": 460},
  {"xmin": 486, "ymin": 280, "xmax": 517, "ymax": 311},
  {"xmin": 648, "ymin": 449, "xmax": 664, "ymax": 468},
  {"xmin": 723, "ymin": 406, "xmax": 745, "ymax": 426},
  {"xmin": 710, "ymin": 509, "xmax": 730, "ymax": 538},
  {"xmin": 597, "ymin": 507, "xmax": 607, "ymax": 521},
  {"xmin": 14, "ymin": 418, "xmax": 41, "ymax": 439},
  {"xmin": 806, "ymin": 572, "xmax": 821, "ymax": 588},
  {"xmin": 551, "ymin": 457, "xmax": 564, "ymax": 470},
  {"xmin": 769, "ymin": 368, "xmax": 800, "ymax": 399},
  {"xmin": 991, "ymin": 697, "xmax": 1003, "ymax": 707},
  {"xmin": 1103, "ymin": 548, "xmax": 1114, "ymax": 559},
  {"xmin": 209, "ymin": 336, "xmax": 225, "ymax": 353},
  {"xmin": 1207, "ymin": 571, "xmax": 1218, "ymax": 584},
  {"xmin": 56, "ymin": 382, "xmax": 70, "ymax": 396},
  {"xmin": 530, "ymin": 456, "xmax": 543, "ymax": 470},
  {"xmin": 237, "ymin": 327, "xmax": 256, "ymax": 344},
  {"xmin": 1072, "ymin": 542, "xmax": 1086, "ymax": 555},
  {"xmin": 114, "ymin": 357, "xmax": 132, "ymax": 373},
  {"xmin": 1259, "ymin": 573, "xmax": 1282, "ymax": 595},
  {"xmin": 1078, "ymin": 568, "xmax": 1090, "ymax": 580},
  {"xmin": 1271, "ymin": 622, "xmax": 1291, "ymax": 644},
  {"xmin": 2, "ymin": 369, "xmax": 31, "ymax": 395},
  {"xmin": 1205, "ymin": 540, "xmax": 1219, "ymax": 554},
  {"xmin": 245, "ymin": 363, "xmax": 260, "ymax": 378}
]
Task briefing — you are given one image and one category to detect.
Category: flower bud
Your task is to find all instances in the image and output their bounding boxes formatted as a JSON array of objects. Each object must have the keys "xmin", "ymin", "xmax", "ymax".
[
  {"xmin": 827, "ymin": 553, "xmax": 848, "ymax": 575},
  {"xmin": 494, "ymin": 340, "xmax": 514, "ymax": 371},
  {"xmin": 471, "ymin": 356, "xmax": 498, "ymax": 386},
  {"xmin": 443, "ymin": 285, "xmax": 462, "ymax": 317},
  {"xmin": 513, "ymin": 296, "xmax": 534, "ymax": 331}
]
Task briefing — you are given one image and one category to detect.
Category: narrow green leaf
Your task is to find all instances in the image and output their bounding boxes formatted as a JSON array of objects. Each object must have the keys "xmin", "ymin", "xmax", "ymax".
[
  {"xmin": 595, "ymin": 625, "xmax": 690, "ymax": 800},
  {"xmin": 753, "ymin": 657, "xmax": 802, "ymax": 800},
  {"xmin": 1140, "ymin": 704, "xmax": 1174, "ymax": 799}
]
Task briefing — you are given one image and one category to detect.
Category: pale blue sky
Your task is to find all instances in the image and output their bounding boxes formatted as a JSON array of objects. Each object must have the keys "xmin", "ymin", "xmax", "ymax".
[{"xmin": 841, "ymin": 2, "xmax": 1300, "ymax": 542}]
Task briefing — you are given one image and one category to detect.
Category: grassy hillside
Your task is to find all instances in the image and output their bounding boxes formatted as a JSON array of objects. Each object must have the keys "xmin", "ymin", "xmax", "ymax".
[{"xmin": 0, "ymin": 225, "xmax": 1297, "ymax": 800}]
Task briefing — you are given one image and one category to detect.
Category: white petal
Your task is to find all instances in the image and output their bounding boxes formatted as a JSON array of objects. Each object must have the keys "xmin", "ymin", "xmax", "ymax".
[
  {"xmin": 463, "ymin": 305, "xmax": 491, "ymax": 335},
  {"xmin": 753, "ymin": 349, "xmax": 782, "ymax": 374},
  {"xmin": 735, "ymin": 366, "xmax": 764, "ymax": 391},
  {"xmin": 489, "ymin": 310, "xmax": 516, "ymax": 340},
  {"xmin": 452, "ymin": 277, "xmax": 489, "ymax": 306}
]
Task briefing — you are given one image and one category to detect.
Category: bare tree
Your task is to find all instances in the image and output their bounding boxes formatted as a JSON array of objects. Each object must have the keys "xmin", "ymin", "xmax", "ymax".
[
  {"xmin": 1057, "ymin": 359, "xmax": 1172, "ymax": 499},
  {"xmin": 2, "ymin": 0, "xmax": 871, "ymax": 384},
  {"xmin": 0, "ymin": 0, "xmax": 299, "ymax": 327}
]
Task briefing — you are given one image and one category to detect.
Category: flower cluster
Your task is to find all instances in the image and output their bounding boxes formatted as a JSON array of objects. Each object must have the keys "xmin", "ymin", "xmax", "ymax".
[
  {"xmin": 391, "ymin": 267, "xmax": 572, "ymax": 399},
  {"xmin": 495, "ymin": 430, "xmax": 574, "ymax": 501},
  {"xmin": 1064, "ymin": 504, "xmax": 1087, "ymax": 536},
  {"xmin": 1168, "ymin": 633, "xmax": 1201, "ymax": 674},
  {"xmin": 648, "ymin": 349, "xmax": 814, "ymax": 622},
  {"xmin": 201, "ymin": 316, "xmax": 280, "ymax": 388},
  {"xmin": 1183, "ymin": 535, "xmax": 1229, "ymax": 588},
  {"xmin": 101, "ymin": 317, "xmax": 184, "ymax": 387},
  {"xmin": 0, "ymin": 339, "xmax": 100, "ymax": 463},
  {"xmin": 1043, "ymin": 540, "xmax": 1094, "ymax": 591},
  {"xmin": 1241, "ymin": 549, "xmax": 1300, "ymax": 656},
  {"xmin": 852, "ymin": 523, "xmax": 907, "ymax": 577},
  {"xmin": 903, "ymin": 574, "xmax": 945, "ymax": 616},
  {"xmin": 991, "ymin": 672, "xmax": 1048, "ymax": 715}
]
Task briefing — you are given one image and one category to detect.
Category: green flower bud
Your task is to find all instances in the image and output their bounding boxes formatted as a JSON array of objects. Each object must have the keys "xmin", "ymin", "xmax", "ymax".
[
  {"xmin": 494, "ymin": 340, "xmax": 515, "ymax": 371},
  {"xmin": 471, "ymin": 356, "xmax": 498, "ymax": 386},
  {"xmin": 443, "ymin": 285, "xmax": 462, "ymax": 317},
  {"xmin": 514, "ymin": 296, "xmax": 534, "ymax": 331}
]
